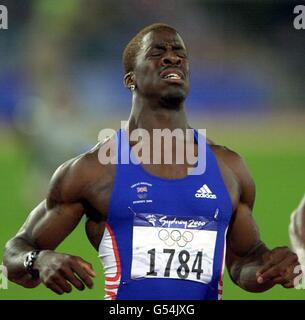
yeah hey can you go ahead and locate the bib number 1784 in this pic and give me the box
[147,248,204,280]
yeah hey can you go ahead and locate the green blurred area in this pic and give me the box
[0,134,105,300]
[0,118,305,300]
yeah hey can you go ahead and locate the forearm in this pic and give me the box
[229,241,273,292]
[3,237,41,288]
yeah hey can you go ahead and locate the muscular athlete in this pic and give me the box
[3,23,299,299]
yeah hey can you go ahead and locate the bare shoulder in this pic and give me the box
[209,142,256,208]
[47,139,115,206]
[209,143,245,174]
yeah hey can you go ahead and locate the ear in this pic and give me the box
[124,72,135,89]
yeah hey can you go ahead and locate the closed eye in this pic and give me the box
[150,49,165,57]
[148,46,187,58]
[175,50,187,58]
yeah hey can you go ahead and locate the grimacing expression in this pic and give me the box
[133,29,190,104]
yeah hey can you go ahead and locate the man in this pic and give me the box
[3,23,299,300]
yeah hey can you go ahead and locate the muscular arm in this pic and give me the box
[225,150,298,292]
[3,157,96,292]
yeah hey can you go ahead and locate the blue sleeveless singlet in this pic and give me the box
[98,128,233,300]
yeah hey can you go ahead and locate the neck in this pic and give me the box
[128,93,190,133]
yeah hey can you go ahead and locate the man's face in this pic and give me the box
[133,29,189,104]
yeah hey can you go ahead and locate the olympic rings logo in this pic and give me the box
[158,229,194,247]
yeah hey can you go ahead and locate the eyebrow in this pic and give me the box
[151,43,186,51]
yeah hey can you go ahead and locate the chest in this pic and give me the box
[88,159,239,216]
[108,168,235,234]
[85,160,239,251]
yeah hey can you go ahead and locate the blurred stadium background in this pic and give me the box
[0,0,304,299]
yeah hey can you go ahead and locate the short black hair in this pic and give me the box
[123,23,178,74]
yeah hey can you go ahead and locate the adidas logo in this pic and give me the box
[195,184,217,199]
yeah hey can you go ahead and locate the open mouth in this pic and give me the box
[163,73,182,80]
[160,69,184,82]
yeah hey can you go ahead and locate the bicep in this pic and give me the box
[227,202,261,259]
[224,151,266,267]
[15,160,86,250]
[225,201,268,284]
[15,199,84,250]
[223,149,263,257]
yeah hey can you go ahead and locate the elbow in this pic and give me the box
[2,238,21,283]
[3,238,14,273]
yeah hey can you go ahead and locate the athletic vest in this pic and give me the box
[98,128,232,300]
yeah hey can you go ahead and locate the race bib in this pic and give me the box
[131,213,218,284]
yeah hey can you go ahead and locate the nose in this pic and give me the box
[161,52,182,66]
